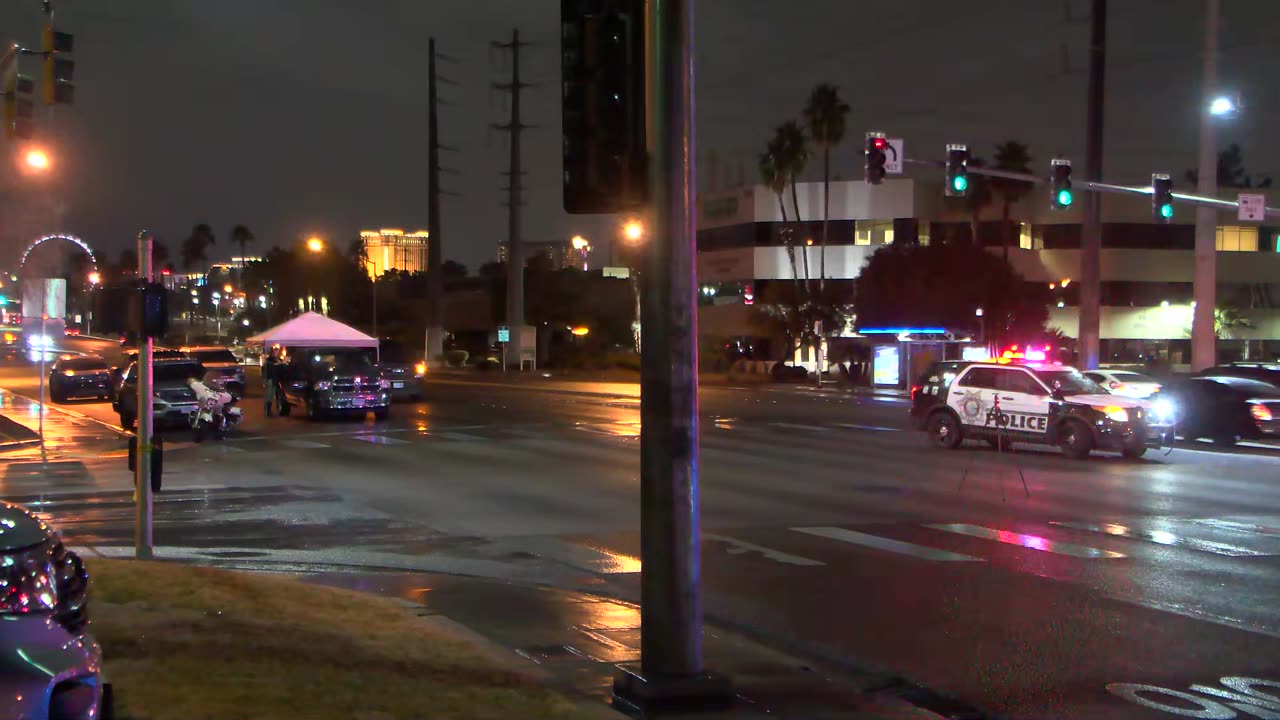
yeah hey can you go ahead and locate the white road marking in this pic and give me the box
[352,434,409,445]
[834,423,901,432]
[430,431,487,442]
[791,526,982,562]
[1051,520,1274,557]
[280,439,330,449]
[703,533,825,567]
[927,523,1125,559]
[769,422,828,432]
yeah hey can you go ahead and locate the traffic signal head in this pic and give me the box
[1050,159,1073,210]
[561,0,646,214]
[945,144,969,197]
[865,132,887,185]
[1152,174,1174,223]
[41,26,74,105]
[3,73,34,140]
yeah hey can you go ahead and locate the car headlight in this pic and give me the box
[1094,405,1129,423]
[1151,398,1178,425]
[314,380,331,391]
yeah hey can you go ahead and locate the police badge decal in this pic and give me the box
[958,390,985,423]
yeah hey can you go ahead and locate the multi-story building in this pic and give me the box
[498,240,584,270]
[696,178,1280,368]
[360,229,429,278]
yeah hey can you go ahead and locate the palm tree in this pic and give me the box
[773,120,810,293]
[758,144,800,288]
[802,84,850,289]
[185,224,216,268]
[991,141,1033,261]
[230,224,255,271]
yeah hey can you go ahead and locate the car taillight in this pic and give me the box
[910,385,921,400]
[1251,403,1274,422]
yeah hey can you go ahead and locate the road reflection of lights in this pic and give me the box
[1149,530,1178,545]
[581,545,641,574]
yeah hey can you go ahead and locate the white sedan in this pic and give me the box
[1084,369,1162,399]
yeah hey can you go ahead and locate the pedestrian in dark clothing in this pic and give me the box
[263,348,281,417]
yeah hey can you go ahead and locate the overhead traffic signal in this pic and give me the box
[41,25,75,105]
[864,132,887,185]
[945,144,969,197]
[1152,174,1174,223]
[561,0,646,214]
[1050,159,1073,210]
[2,46,34,140]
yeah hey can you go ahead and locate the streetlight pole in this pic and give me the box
[135,230,155,560]
[1191,0,1221,372]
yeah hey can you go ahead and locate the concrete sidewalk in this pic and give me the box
[0,388,127,459]
[304,570,961,720]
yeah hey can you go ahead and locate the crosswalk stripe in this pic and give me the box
[769,422,828,432]
[704,533,825,566]
[1189,518,1280,538]
[927,523,1125,559]
[834,423,900,432]
[791,526,982,562]
[280,439,330,449]
[429,430,486,442]
[1050,520,1274,557]
[352,434,409,445]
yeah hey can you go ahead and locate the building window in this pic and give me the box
[855,229,871,245]
[1215,226,1258,252]
[882,229,895,245]
[1019,223,1032,250]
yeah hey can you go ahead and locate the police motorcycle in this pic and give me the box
[187,377,242,442]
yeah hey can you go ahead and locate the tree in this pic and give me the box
[441,259,468,279]
[802,83,850,289]
[117,248,137,279]
[151,240,170,270]
[854,242,1050,345]
[478,260,506,279]
[184,224,216,272]
[991,141,1033,260]
[758,143,799,288]
[1185,143,1273,189]
[230,224,255,269]
[774,120,810,292]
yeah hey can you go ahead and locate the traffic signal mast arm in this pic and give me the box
[902,157,1280,219]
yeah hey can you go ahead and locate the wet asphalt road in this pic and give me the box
[3,364,1280,720]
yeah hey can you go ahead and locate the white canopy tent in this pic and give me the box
[246,312,378,349]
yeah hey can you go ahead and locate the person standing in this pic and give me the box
[263,347,280,417]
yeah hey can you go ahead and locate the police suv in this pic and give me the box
[910,361,1175,459]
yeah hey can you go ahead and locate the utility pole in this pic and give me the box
[1077,0,1106,370]
[1191,0,1221,372]
[135,230,154,560]
[425,37,444,369]
[492,29,531,370]
[614,0,730,709]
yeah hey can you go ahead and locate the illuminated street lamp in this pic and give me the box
[87,271,100,285]
[24,148,51,172]
[223,284,233,294]
[306,236,324,253]
[622,219,644,245]
[1209,95,1240,117]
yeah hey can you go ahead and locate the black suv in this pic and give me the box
[49,355,113,402]
[116,358,204,430]
[911,361,1174,459]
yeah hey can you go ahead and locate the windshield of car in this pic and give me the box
[61,357,109,371]
[308,352,377,375]
[1034,368,1107,396]
[189,349,238,365]
[153,362,205,383]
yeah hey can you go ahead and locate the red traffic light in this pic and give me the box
[872,137,887,150]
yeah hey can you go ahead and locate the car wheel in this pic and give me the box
[51,390,66,403]
[1121,444,1147,460]
[119,411,135,431]
[374,407,389,421]
[305,397,321,421]
[1058,419,1093,459]
[927,412,963,449]
[1212,433,1238,447]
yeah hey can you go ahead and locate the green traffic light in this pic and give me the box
[952,175,967,192]
[1057,189,1073,207]
[1160,203,1174,219]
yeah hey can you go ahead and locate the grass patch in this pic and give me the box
[90,559,591,720]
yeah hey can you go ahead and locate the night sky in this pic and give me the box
[2,0,1277,272]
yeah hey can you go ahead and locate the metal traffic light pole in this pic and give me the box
[135,230,154,560]
[613,0,730,711]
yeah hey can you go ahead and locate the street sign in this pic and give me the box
[885,138,904,175]
[1238,193,1265,223]
[497,326,510,343]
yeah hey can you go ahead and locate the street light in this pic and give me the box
[23,148,50,172]
[622,219,644,244]
[571,235,589,250]
[1209,95,1239,117]
[306,237,324,253]
[87,271,100,285]
[223,284,233,294]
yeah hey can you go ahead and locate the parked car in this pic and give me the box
[0,500,109,720]
[111,348,186,411]
[49,354,114,402]
[1194,362,1280,387]
[281,350,390,421]
[374,339,426,402]
[1165,375,1280,446]
[116,357,205,430]
[1083,369,1163,399]
[182,346,247,398]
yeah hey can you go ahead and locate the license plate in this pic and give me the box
[393,382,405,389]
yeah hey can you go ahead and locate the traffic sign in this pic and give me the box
[885,138,904,175]
[497,326,510,343]
[1238,193,1265,223]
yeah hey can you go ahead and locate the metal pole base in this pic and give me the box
[612,665,734,715]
